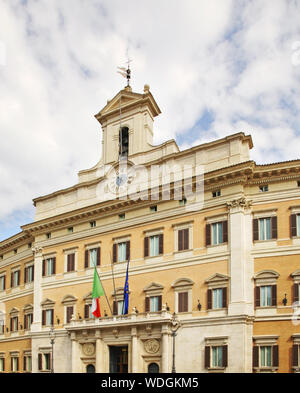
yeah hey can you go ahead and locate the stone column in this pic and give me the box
[161,324,169,373]
[31,246,43,333]
[131,327,138,373]
[227,197,254,316]
[95,330,104,373]
[71,333,80,373]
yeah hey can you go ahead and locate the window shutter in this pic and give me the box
[17,271,20,286]
[24,315,27,330]
[292,345,299,367]
[159,234,164,254]
[144,237,149,258]
[291,214,297,237]
[223,221,228,243]
[42,260,45,276]
[158,295,162,311]
[10,318,12,332]
[96,247,101,266]
[42,310,46,326]
[205,224,211,246]
[183,228,189,250]
[3,275,5,290]
[24,267,27,284]
[67,307,73,323]
[23,356,26,372]
[272,345,279,367]
[222,287,227,308]
[38,353,42,371]
[145,297,150,312]
[207,289,212,310]
[253,346,259,367]
[204,346,210,368]
[255,286,260,308]
[271,285,277,307]
[11,272,13,288]
[294,284,299,303]
[53,257,56,275]
[67,254,71,272]
[222,345,228,367]
[178,292,183,312]
[178,230,183,251]
[113,243,117,263]
[271,216,277,239]
[84,304,90,319]
[253,219,259,241]
[51,309,54,326]
[85,250,89,268]
[113,301,117,315]
[32,267,34,282]
[126,241,130,261]
[16,357,19,371]
[183,292,188,312]
[11,357,13,372]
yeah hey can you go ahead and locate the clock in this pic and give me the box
[107,164,135,195]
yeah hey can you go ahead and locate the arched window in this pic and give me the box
[86,364,95,373]
[148,363,159,373]
[119,127,129,158]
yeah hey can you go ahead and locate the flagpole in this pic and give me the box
[110,252,118,315]
[122,258,130,315]
[94,266,113,316]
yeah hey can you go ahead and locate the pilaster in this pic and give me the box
[31,246,43,332]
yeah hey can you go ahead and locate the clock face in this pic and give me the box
[107,165,135,195]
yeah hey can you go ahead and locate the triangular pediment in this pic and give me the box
[61,294,78,304]
[143,282,164,292]
[97,89,144,115]
[205,273,229,284]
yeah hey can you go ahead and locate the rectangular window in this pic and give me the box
[150,205,157,213]
[259,218,271,240]
[0,276,5,291]
[24,313,33,330]
[212,223,223,245]
[119,213,125,221]
[66,306,74,324]
[118,242,127,262]
[67,253,75,272]
[46,233,51,239]
[68,227,73,233]
[0,358,4,372]
[46,310,53,326]
[179,198,187,206]
[12,357,19,372]
[118,300,124,315]
[89,248,97,267]
[11,317,18,332]
[90,221,96,228]
[212,346,223,367]
[212,190,221,198]
[44,354,51,371]
[259,185,269,192]
[45,258,55,276]
[25,266,34,283]
[260,285,272,307]
[178,228,189,251]
[178,292,188,312]
[150,296,160,312]
[24,356,32,372]
[11,271,20,288]
[149,235,159,257]
[260,346,272,367]
[297,215,300,237]
[212,288,223,309]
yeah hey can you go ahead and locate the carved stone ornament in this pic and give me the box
[82,343,95,356]
[144,339,160,354]
[227,197,252,209]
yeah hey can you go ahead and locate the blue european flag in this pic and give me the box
[123,260,129,314]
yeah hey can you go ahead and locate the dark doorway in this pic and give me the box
[109,346,128,373]
[119,127,129,158]
[86,364,95,373]
[148,363,159,373]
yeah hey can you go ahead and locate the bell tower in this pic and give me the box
[94,84,161,165]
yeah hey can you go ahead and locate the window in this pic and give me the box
[145,295,162,312]
[298,181,300,187]
[205,344,228,369]
[117,300,124,315]
[42,257,56,277]
[10,317,18,332]
[205,274,229,310]
[150,205,157,213]
[259,185,269,192]
[11,270,20,288]
[119,213,125,221]
[178,292,188,312]
[212,190,221,198]
[38,353,51,372]
[44,353,51,371]
[292,342,300,369]
[84,247,100,268]
[119,126,129,157]
[144,234,163,257]
[11,356,19,372]
[42,309,54,327]
[253,216,277,241]
[24,265,34,283]
[66,306,74,324]
[112,287,130,316]
[291,214,300,237]
[179,198,187,206]
[253,343,279,370]
[90,221,96,228]
[0,357,4,372]
[23,355,32,372]
[206,221,228,246]
[178,228,189,251]
[24,313,33,331]
[254,271,279,308]
[66,253,75,272]
[113,241,130,263]
[46,233,51,239]
[0,275,5,291]
[28,243,32,249]
[84,304,93,319]
[14,249,17,255]
[67,227,73,233]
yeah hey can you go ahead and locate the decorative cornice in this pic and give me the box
[227,197,252,209]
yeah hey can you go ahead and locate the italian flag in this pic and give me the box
[92,267,105,318]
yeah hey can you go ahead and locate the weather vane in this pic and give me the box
[117,55,132,87]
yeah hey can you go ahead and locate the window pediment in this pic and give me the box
[254,270,279,286]
[40,298,55,308]
[205,273,229,288]
[291,270,300,281]
[9,307,19,315]
[23,304,33,313]
[143,282,164,292]
[171,278,194,289]
[61,294,77,305]
[83,292,92,301]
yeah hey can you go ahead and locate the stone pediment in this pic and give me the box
[205,273,230,284]
[254,270,279,280]
[97,90,144,116]
[9,307,19,315]
[143,282,164,292]
[23,304,33,312]
[61,294,78,304]
[171,278,194,288]
[41,298,55,307]
[83,292,92,301]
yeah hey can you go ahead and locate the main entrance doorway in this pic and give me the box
[109,346,128,373]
